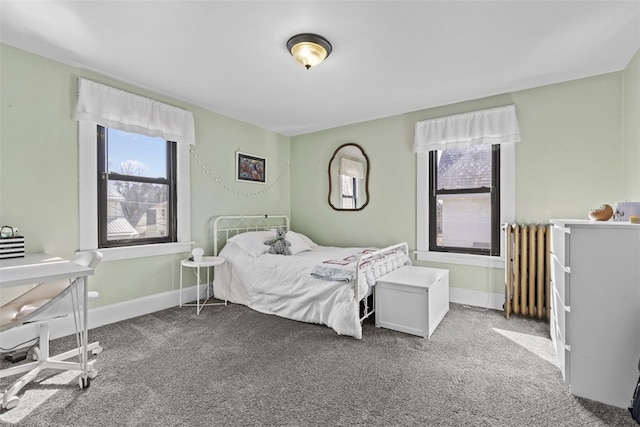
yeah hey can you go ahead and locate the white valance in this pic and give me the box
[340,157,365,179]
[74,77,195,145]
[413,104,520,153]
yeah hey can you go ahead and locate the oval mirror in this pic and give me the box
[328,143,370,211]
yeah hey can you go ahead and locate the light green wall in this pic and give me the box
[291,70,631,295]
[623,49,640,200]
[0,44,289,306]
[2,41,637,306]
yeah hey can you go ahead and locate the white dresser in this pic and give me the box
[550,219,640,408]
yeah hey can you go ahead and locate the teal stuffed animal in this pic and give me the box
[264,229,292,255]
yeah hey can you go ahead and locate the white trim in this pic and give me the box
[76,242,192,262]
[449,287,504,311]
[500,142,516,236]
[78,121,191,259]
[0,284,208,350]
[176,143,191,242]
[79,122,98,251]
[415,142,515,268]
[416,152,430,255]
[415,251,505,268]
[88,284,207,328]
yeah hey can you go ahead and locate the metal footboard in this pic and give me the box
[355,242,410,322]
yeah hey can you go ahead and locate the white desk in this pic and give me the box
[0,253,97,410]
[180,256,226,314]
[0,254,92,288]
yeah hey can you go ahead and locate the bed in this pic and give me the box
[211,215,411,339]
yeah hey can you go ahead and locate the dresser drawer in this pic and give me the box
[550,223,570,267]
[550,284,570,382]
[551,312,570,382]
[550,254,571,306]
[551,285,567,344]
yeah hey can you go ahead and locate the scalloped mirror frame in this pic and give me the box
[328,143,370,211]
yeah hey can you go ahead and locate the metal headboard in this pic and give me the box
[212,215,289,256]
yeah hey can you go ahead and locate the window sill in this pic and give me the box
[414,250,505,269]
[78,242,193,262]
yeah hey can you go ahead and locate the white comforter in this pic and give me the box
[213,243,402,339]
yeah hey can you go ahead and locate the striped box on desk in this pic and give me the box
[0,237,25,259]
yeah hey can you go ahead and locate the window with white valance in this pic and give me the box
[414,105,518,268]
[413,104,520,153]
[74,77,195,145]
[75,77,192,261]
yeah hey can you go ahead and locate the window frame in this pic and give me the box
[428,144,500,256]
[79,121,192,261]
[340,175,358,209]
[96,125,178,248]
[416,142,515,268]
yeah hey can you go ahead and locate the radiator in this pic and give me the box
[504,223,550,320]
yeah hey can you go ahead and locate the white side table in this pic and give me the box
[179,256,226,314]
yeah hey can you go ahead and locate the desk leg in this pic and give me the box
[79,276,90,388]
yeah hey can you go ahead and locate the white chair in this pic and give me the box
[0,251,102,410]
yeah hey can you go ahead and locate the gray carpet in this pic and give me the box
[0,302,636,426]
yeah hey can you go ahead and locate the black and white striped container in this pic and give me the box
[0,237,25,259]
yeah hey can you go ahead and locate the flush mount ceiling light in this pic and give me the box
[286,33,332,70]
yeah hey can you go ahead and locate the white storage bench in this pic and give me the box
[374,266,449,338]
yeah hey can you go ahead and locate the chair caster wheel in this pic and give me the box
[88,369,98,379]
[2,396,20,410]
[79,376,91,389]
[92,346,103,355]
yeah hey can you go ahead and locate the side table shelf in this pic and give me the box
[179,256,226,314]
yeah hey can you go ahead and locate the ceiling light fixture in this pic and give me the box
[287,33,332,70]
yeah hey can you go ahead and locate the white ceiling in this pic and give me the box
[1,1,639,136]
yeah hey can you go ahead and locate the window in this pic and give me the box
[416,144,513,267]
[75,78,193,261]
[97,126,177,248]
[339,156,364,209]
[429,144,500,256]
[414,105,518,267]
[340,175,358,209]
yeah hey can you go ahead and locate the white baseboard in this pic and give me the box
[0,284,208,351]
[449,287,504,311]
[1,284,503,352]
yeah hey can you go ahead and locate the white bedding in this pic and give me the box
[213,241,409,339]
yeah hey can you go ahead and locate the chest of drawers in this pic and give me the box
[550,219,640,408]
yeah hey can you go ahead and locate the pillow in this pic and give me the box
[227,230,314,256]
[227,231,274,256]
[286,231,313,255]
[289,231,318,249]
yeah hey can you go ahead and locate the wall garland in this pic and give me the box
[190,147,290,197]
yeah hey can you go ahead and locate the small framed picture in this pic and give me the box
[236,151,266,184]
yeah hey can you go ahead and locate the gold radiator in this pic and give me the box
[504,223,550,320]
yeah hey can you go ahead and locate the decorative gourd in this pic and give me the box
[588,204,613,221]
